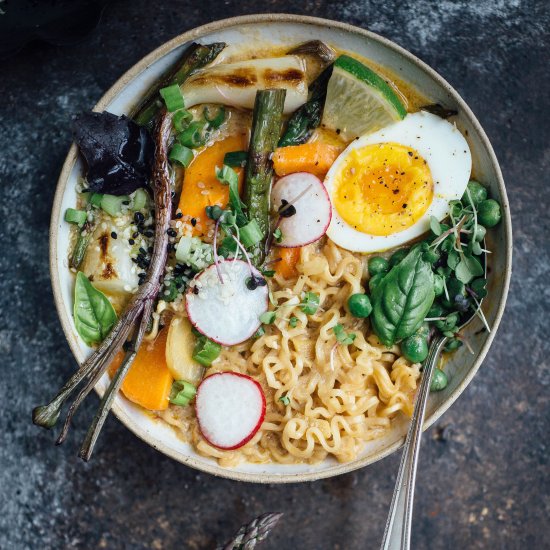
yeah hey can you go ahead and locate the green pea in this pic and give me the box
[463,180,488,207]
[369,273,385,293]
[430,368,448,392]
[389,247,409,267]
[478,199,501,227]
[473,224,486,242]
[435,312,459,332]
[368,256,389,277]
[444,339,463,352]
[415,322,430,340]
[347,293,372,318]
[401,336,429,363]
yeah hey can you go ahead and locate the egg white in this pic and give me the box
[324,111,472,253]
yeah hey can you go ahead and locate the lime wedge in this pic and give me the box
[322,55,407,140]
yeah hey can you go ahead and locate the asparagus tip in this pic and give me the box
[32,403,62,430]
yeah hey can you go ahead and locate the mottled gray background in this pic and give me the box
[1,1,549,549]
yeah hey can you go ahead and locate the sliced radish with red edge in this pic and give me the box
[195,372,266,450]
[185,259,268,346]
[271,172,332,247]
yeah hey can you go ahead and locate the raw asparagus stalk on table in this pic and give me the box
[218,513,283,550]
[132,41,226,129]
[243,88,286,266]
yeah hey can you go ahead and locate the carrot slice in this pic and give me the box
[108,329,173,411]
[178,133,248,236]
[272,142,342,178]
[275,247,301,279]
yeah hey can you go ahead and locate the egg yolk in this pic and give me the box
[332,142,433,236]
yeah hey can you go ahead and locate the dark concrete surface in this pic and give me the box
[1,1,549,549]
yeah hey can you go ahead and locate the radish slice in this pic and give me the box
[185,260,268,346]
[271,172,332,247]
[195,372,266,450]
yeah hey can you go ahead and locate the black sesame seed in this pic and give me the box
[129,238,135,245]
[134,212,145,224]
[144,230,154,238]
[175,212,183,219]
[111,231,117,239]
[167,228,177,237]
[191,218,197,227]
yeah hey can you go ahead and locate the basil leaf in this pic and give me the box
[455,254,484,284]
[73,272,117,345]
[371,246,435,346]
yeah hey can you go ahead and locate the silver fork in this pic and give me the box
[380,335,447,550]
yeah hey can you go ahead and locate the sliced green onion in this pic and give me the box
[260,311,276,325]
[169,143,194,167]
[90,193,103,208]
[79,191,91,204]
[130,188,148,211]
[169,380,197,406]
[279,394,290,406]
[64,208,87,227]
[100,194,129,217]
[215,164,239,187]
[301,292,320,315]
[203,105,226,128]
[223,150,248,167]
[177,121,208,148]
[273,227,283,243]
[253,326,266,338]
[289,316,298,328]
[262,269,276,277]
[159,84,185,112]
[172,109,193,132]
[239,219,264,248]
[192,336,221,367]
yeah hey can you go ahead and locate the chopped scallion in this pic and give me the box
[172,109,193,132]
[223,150,248,167]
[203,105,226,128]
[159,84,185,112]
[260,311,276,325]
[90,193,103,208]
[215,164,239,188]
[177,121,208,148]
[253,326,266,338]
[130,188,148,211]
[192,336,221,367]
[279,394,290,406]
[239,219,264,248]
[101,194,129,217]
[169,380,197,406]
[169,143,194,167]
[64,208,87,227]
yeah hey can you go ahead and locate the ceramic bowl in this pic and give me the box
[49,14,512,482]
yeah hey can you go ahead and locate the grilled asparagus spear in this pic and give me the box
[243,89,286,265]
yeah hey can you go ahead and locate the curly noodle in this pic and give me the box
[160,239,420,466]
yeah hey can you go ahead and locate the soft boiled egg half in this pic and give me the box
[324,111,471,252]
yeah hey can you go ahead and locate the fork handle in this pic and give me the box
[381,335,447,550]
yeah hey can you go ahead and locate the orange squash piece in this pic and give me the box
[275,247,301,279]
[272,142,343,178]
[178,133,248,236]
[108,329,173,411]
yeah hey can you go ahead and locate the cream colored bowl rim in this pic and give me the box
[49,14,512,483]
